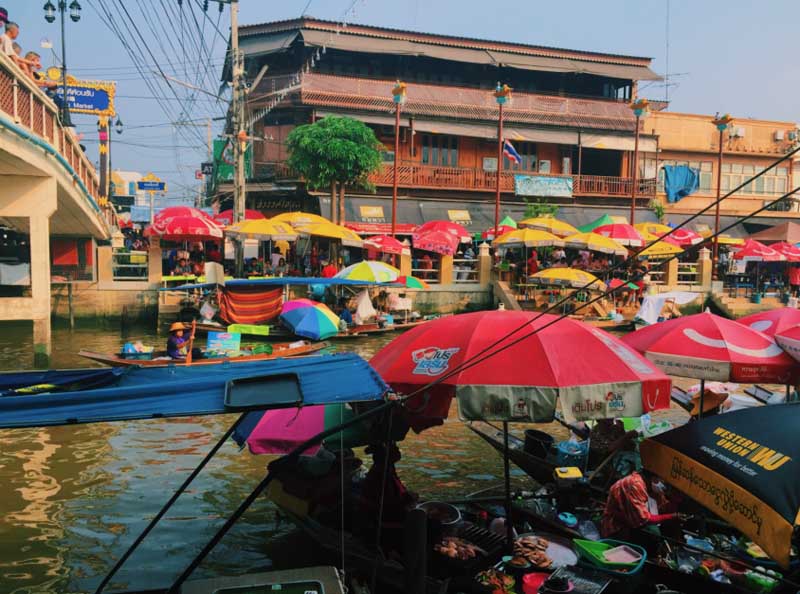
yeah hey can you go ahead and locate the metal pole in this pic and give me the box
[503,421,513,549]
[391,100,400,237]
[59,1,71,127]
[149,190,154,224]
[630,113,640,225]
[495,102,504,233]
[713,127,724,280]
[231,0,245,277]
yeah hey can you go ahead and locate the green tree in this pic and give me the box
[523,197,559,219]
[286,116,383,223]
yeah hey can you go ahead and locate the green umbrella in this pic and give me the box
[577,213,615,233]
[499,215,518,229]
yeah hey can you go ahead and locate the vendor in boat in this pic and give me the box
[600,469,684,540]
[167,322,190,359]
[336,298,353,330]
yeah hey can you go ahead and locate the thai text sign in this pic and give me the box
[54,78,116,117]
[515,174,573,198]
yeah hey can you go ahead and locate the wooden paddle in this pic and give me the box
[185,320,197,365]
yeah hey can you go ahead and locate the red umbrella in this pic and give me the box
[732,239,785,262]
[775,325,800,363]
[144,215,224,241]
[662,228,703,247]
[622,312,794,384]
[153,206,210,222]
[371,310,671,429]
[593,223,644,247]
[413,220,472,243]
[363,234,410,256]
[738,307,800,337]
[413,229,460,255]
[771,241,800,262]
[212,209,265,226]
[482,225,515,240]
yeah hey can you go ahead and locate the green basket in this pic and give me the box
[573,539,644,570]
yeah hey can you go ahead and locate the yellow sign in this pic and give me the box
[448,209,471,223]
[58,75,117,117]
[359,205,384,220]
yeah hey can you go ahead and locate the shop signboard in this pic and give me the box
[514,174,573,198]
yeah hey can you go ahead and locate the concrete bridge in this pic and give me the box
[0,53,111,363]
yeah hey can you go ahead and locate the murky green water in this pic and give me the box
[0,321,689,593]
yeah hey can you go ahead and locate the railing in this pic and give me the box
[453,258,478,283]
[677,262,699,285]
[368,163,656,198]
[647,269,665,286]
[412,267,439,284]
[112,249,148,281]
[0,53,101,204]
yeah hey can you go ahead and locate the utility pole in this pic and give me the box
[230,0,247,278]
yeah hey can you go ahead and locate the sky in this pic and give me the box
[7,0,800,200]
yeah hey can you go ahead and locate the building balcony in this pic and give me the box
[367,163,656,199]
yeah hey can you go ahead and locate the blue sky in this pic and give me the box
[8,0,799,200]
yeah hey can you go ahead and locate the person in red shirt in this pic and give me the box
[205,244,222,264]
[789,265,800,297]
[320,259,338,278]
[526,250,539,277]
[600,470,682,539]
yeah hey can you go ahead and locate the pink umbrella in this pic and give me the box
[413,229,460,255]
[482,225,515,240]
[775,325,800,363]
[732,239,785,262]
[363,234,410,256]
[413,220,471,243]
[662,228,703,247]
[593,223,644,247]
[144,215,223,241]
[738,307,800,337]
[213,209,265,226]
[153,206,211,222]
[771,241,800,262]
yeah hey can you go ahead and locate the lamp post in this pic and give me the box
[493,83,512,233]
[711,114,733,280]
[43,0,81,128]
[390,81,406,238]
[628,98,648,226]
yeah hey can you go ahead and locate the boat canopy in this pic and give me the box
[0,354,388,429]
[162,276,390,291]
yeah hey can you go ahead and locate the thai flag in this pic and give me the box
[503,139,521,164]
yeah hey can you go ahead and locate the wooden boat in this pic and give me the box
[332,319,430,339]
[79,340,328,367]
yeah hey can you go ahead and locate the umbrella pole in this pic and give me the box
[698,378,705,419]
[503,421,513,548]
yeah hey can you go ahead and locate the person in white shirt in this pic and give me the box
[1,21,16,58]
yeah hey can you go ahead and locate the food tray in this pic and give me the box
[517,532,578,570]
[602,545,642,565]
[574,539,646,575]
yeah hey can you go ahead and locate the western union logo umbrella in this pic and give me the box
[641,404,800,568]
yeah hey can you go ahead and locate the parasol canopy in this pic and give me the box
[280,299,340,340]
[770,241,800,262]
[154,206,210,222]
[492,228,564,249]
[638,240,683,258]
[145,215,224,241]
[530,267,606,290]
[700,230,745,246]
[413,229,460,255]
[622,311,795,383]
[213,209,265,226]
[641,405,800,568]
[395,275,429,289]
[732,239,785,262]
[661,228,703,246]
[335,260,400,283]
[296,221,364,247]
[271,211,329,227]
[370,310,671,427]
[413,220,472,243]
[774,324,800,362]
[225,219,298,241]
[577,213,618,233]
[563,232,627,256]
[633,222,673,236]
[482,224,516,240]
[518,216,578,238]
[593,223,645,247]
[738,307,800,337]
[363,234,410,256]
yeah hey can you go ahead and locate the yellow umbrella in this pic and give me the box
[225,219,298,241]
[518,216,578,237]
[634,222,673,237]
[492,228,564,248]
[296,221,364,247]
[699,230,745,246]
[271,211,330,227]
[531,268,606,290]
[563,232,627,256]
[638,241,683,259]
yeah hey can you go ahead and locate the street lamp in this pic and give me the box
[493,82,512,233]
[390,80,406,237]
[115,116,123,135]
[711,113,733,280]
[43,0,80,128]
[628,98,649,226]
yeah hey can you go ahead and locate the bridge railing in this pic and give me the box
[0,53,101,204]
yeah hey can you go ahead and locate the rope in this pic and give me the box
[370,409,395,594]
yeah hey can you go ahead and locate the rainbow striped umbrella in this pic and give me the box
[335,260,400,283]
[395,275,429,289]
[280,299,340,340]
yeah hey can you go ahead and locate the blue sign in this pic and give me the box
[54,83,114,116]
[206,332,241,356]
[514,174,573,198]
[137,181,167,192]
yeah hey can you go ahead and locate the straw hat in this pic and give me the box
[169,322,185,332]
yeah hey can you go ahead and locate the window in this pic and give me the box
[503,141,537,171]
[721,163,789,195]
[421,135,458,167]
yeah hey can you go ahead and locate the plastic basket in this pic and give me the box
[574,539,646,575]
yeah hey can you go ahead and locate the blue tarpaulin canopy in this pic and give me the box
[0,354,387,429]
[162,276,389,291]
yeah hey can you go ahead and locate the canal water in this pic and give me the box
[0,322,688,594]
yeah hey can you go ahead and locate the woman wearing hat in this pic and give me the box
[167,322,190,359]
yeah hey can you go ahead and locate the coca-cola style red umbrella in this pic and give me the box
[363,234,410,256]
[371,310,671,428]
[738,307,800,337]
[662,228,703,247]
[770,241,800,262]
[593,223,645,247]
[413,229,460,255]
[153,206,210,222]
[732,239,785,262]
[145,215,224,241]
[413,220,471,243]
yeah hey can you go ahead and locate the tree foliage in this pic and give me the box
[523,197,559,219]
[286,116,383,192]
